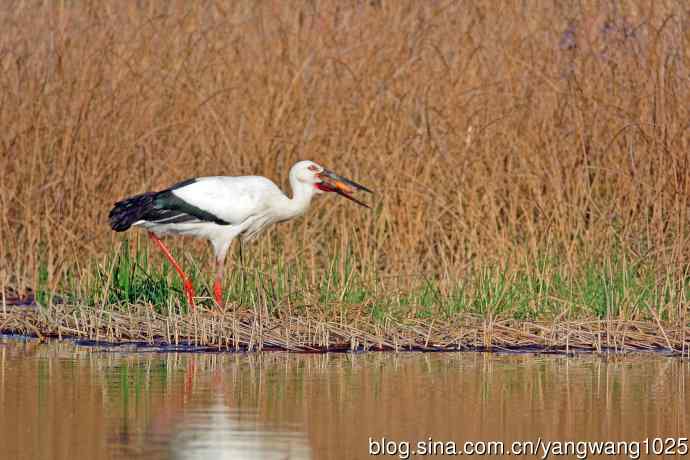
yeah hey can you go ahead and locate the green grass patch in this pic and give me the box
[33,238,690,324]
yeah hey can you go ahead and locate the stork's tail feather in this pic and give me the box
[108,192,156,232]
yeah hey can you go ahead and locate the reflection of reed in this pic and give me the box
[1,338,689,460]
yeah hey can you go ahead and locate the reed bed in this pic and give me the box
[1,1,689,347]
[2,304,689,355]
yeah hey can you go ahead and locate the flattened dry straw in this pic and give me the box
[2,305,689,355]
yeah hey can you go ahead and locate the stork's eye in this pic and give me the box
[308,165,319,171]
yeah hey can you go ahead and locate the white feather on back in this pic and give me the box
[171,176,285,225]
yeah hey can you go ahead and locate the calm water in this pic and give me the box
[1,336,689,460]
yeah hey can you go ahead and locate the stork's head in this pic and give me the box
[290,160,373,208]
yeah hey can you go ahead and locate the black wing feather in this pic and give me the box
[108,179,230,232]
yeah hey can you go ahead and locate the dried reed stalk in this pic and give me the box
[2,305,688,355]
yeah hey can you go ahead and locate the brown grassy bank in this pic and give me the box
[0,1,689,321]
[2,305,689,355]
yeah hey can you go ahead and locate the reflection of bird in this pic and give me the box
[169,399,312,460]
[108,161,372,310]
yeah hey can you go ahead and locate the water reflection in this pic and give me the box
[168,400,311,460]
[1,336,689,460]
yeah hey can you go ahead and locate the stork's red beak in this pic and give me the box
[317,168,373,208]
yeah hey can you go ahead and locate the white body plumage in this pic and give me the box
[136,173,315,261]
[108,160,371,308]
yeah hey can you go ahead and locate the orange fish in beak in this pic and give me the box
[316,168,373,208]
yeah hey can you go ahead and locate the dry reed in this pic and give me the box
[2,304,688,355]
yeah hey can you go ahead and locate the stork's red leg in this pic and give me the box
[213,257,225,309]
[148,232,196,310]
[213,279,223,306]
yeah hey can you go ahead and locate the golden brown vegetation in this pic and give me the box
[3,303,689,354]
[1,1,689,318]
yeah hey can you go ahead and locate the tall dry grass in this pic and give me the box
[1,1,689,297]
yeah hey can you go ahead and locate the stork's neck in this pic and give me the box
[279,175,316,219]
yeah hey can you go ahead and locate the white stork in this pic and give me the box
[108,160,372,311]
